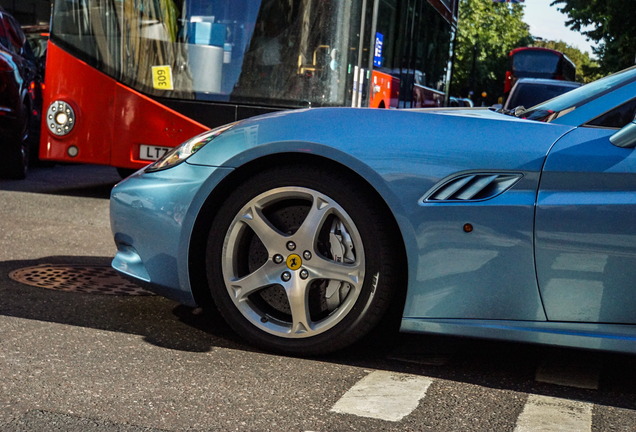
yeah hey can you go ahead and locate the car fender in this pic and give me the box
[184,139,420,292]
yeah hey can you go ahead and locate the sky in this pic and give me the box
[522,0,596,57]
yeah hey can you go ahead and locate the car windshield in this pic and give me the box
[507,82,579,110]
[520,66,636,122]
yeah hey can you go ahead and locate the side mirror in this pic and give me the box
[610,121,636,148]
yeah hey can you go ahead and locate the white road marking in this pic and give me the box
[330,370,434,422]
[514,394,593,432]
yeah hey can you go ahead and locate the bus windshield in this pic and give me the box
[521,66,636,122]
[51,0,354,108]
[512,50,560,75]
[504,48,575,95]
[42,0,458,173]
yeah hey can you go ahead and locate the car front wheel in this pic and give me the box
[205,165,397,355]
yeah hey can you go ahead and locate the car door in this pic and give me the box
[0,14,20,115]
[3,14,31,88]
[535,98,636,323]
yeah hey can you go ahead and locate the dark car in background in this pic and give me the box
[504,78,581,112]
[22,24,48,77]
[0,6,42,179]
[449,97,474,107]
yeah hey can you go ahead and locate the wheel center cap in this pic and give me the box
[286,254,302,270]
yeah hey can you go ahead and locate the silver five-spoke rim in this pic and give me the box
[221,186,365,338]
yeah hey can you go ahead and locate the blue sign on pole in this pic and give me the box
[374,32,384,67]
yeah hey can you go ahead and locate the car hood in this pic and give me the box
[409,107,521,121]
[189,107,574,176]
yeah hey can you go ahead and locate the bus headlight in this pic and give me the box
[47,101,76,136]
[145,122,238,173]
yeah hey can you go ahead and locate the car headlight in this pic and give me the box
[145,122,238,172]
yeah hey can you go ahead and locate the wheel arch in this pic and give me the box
[187,151,410,312]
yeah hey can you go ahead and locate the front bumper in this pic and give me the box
[110,161,233,305]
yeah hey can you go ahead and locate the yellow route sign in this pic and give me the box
[152,66,174,90]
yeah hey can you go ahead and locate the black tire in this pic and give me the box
[205,165,398,356]
[1,103,29,180]
[27,115,49,166]
[2,137,28,180]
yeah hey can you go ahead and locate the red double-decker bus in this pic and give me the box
[41,0,458,176]
[504,47,575,96]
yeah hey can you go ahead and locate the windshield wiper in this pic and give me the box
[491,105,526,117]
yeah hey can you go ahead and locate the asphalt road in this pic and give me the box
[1,164,636,431]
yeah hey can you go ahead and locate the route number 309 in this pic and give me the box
[152,66,174,90]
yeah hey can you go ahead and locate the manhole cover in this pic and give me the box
[9,265,154,296]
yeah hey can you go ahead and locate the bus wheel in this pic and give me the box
[205,165,397,356]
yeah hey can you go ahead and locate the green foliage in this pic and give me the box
[551,0,636,75]
[534,39,603,83]
[451,0,533,104]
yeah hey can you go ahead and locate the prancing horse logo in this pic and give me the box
[286,254,302,270]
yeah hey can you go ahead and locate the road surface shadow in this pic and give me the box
[0,255,246,354]
[0,164,122,199]
[2,255,636,412]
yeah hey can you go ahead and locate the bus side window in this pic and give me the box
[587,98,636,129]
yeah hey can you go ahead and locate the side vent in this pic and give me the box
[423,173,523,202]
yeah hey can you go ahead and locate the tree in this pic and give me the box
[534,39,603,83]
[451,0,533,105]
[551,0,636,74]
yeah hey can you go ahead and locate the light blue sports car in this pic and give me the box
[111,66,636,356]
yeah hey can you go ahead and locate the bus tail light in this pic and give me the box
[504,71,512,94]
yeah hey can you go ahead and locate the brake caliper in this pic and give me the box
[326,220,354,311]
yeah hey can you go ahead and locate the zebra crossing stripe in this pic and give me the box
[514,394,593,432]
[330,370,434,422]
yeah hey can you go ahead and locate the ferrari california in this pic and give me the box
[111,66,636,356]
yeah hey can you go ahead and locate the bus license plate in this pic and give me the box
[140,145,171,161]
